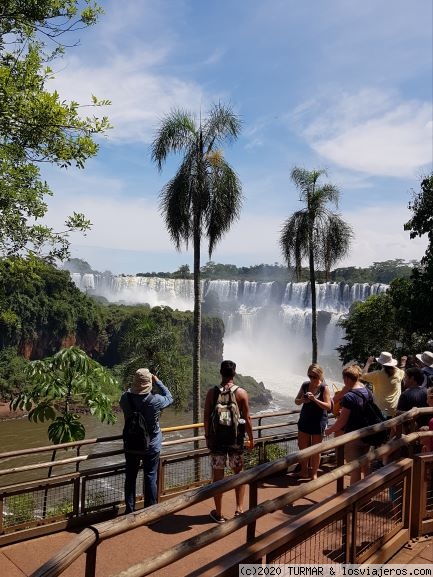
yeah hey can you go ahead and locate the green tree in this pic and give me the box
[280,168,352,363]
[151,104,242,426]
[172,264,191,279]
[337,293,399,364]
[405,173,433,267]
[0,256,104,357]
[117,307,189,410]
[0,1,110,261]
[400,172,433,339]
[10,346,117,444]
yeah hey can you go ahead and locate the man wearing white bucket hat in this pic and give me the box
[361,352,404,417]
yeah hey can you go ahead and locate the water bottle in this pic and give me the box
[237,418,246,444]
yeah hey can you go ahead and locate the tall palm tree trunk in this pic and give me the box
[192,212,202,481]
[308,205,318,363]
[309,242,318,364]
[192,216,201,429]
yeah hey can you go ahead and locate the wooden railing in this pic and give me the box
[28,407,433,577]
[0,410,301,544]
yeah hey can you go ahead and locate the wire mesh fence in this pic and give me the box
[3,481,75,531]
[268,515,349,564]
[81,469,125,513]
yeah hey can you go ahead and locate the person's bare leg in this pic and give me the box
[212,468,225,516]
[309,434,323,479]
[297,431,311,477]
[233,466,244,512]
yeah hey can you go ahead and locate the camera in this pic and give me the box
[303,393,309,399]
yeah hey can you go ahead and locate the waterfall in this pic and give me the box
[71,274,387,397]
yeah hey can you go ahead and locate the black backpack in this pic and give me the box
[122,393,151,453]
[208,385,244,450]
[352,389,388,447]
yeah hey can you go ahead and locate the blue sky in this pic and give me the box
[44,0,432,275]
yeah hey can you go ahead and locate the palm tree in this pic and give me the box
[151,103,242,426]
[280,167,352,363]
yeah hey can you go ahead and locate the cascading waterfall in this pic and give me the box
[71,273,387,397]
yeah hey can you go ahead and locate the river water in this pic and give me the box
[0,390,295,456]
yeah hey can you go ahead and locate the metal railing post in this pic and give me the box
[85,543,97,577]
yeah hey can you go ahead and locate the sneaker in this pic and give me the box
[234,510,243,518]
[210,509,226,524]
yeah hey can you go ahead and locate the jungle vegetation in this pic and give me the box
[338,173,433,364]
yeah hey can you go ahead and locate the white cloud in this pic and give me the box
[46,176,427,274]
[49,52,208,143]
[294,89,433,178]
[46,188,173,253]
[341,204,427,268]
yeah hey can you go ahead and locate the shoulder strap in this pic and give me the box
[126,392,135,411]
[351,389,372,405]
[212,385,221,408]
[127,391,151,412]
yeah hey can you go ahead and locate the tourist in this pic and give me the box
[120,368,173,513]
[361,352,404,418]
[325,364,371,485]
[415,350,433,388]
[419,387,433,453]
[396,367,429,429]
[203,360,254,524]
[294,364,331,480]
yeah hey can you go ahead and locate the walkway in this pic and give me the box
[0,472,431,577]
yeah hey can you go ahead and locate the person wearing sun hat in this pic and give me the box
[415,351,433,387]
[119,368,173,513]
[361,352,404,417]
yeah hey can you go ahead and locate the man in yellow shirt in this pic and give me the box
[361,352,404,417]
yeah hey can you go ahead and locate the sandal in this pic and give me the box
[210,509,226,524]
[234,510,243,517]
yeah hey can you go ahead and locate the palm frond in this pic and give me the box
[290,167,327,201]
[316,183,340,207]
[205,158,243,256]
[203,103,242,152]
[319,213,353,275]
[280,210,310,279]
[151,109,197,170]
[159,158,194,250]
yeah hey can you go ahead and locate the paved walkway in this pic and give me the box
[0,473,431,577]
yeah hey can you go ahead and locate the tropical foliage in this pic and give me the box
[0,256,104,354]
[338,173,433,362]
[0,1,110,261]
[151,103,243,425]
[0,257,230,412]
[134,258,416,284]
[280,167,352,362]
[10,347,117,443]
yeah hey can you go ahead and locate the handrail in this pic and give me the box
[0,410,301,478]
[30,436,421,577]
[29,407,433,577]
[109,457,414,577]
[0,409,300,462]
[0,455,89,477]
[2,406,432,478]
